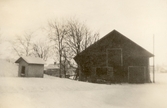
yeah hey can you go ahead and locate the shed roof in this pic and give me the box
[15,56,45,65]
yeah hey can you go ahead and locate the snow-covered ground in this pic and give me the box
[0,60,167,108]
[0,59,18,77]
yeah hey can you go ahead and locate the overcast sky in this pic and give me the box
[0,0,167,65]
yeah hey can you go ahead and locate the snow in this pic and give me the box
[0,60,167,108]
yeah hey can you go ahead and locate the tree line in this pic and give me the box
[8,18,99,80]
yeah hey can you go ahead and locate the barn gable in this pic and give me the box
[74,30,153,64]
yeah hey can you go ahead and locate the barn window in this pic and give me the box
[21,66,25,75]
[95,67,114,81]
[96,68,107,77]
[96,67,113,76]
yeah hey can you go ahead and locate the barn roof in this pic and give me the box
[15,56,45,65]
[74,30,153,62]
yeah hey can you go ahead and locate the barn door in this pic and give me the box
[128,66,146,83]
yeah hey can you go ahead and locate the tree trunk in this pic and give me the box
[78,64,82,81]
[59,55,62,78]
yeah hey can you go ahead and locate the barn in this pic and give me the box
[15,56,45,78]
[74,30,154,83]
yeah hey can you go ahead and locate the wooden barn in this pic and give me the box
[74,30,154,83]
[15,56,45,78]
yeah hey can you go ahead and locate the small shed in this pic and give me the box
[74,30,154,83]
[15,56,45,78]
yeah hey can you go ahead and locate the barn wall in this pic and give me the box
[18,60,29,77]
[82,56,151,83]
[28,64,44,77]
[80,52,151,83]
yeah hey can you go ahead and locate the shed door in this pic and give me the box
[21,66,26,77]
[128,66,146,83]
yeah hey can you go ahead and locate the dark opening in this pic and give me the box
[21,66,25,76]
[96,68,107,77]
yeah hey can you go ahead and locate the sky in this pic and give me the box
[0,0,167,65]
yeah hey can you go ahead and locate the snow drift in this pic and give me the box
[0,59,18,77]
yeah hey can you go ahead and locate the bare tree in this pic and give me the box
[10,32,34,57]
[66,19,99,55]
[61,46,75,78]
[33,39,51,61]
[66,19,99,80]
[46,18,99,79]
[61,49,68,78]
[48,20,68,78]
